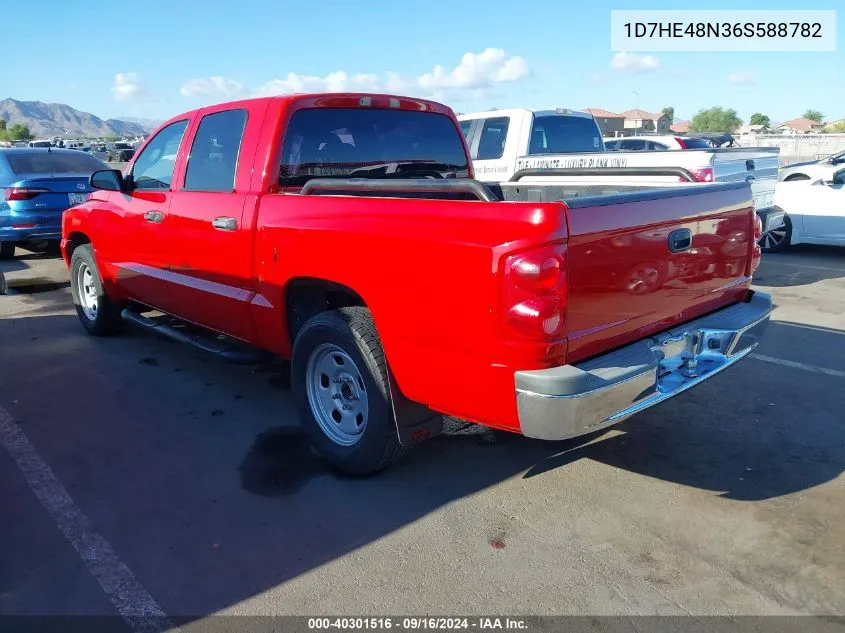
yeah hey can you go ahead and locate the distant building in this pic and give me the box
[670,120,690,134]
[621,109,671,134]
[582,108,625,137]
[776,118,825,134]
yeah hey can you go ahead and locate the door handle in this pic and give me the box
[144,210,164,224]
[211,217,237,231]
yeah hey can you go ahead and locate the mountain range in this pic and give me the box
[0,98,157,138]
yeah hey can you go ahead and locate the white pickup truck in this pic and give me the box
[457,108,784,237]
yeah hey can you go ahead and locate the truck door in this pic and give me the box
[162,103,265,341]
[103,119,189,311]
[802,170,845,242]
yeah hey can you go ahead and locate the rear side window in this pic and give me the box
[679,137,714,149]
[279,108,469,185]
[476,117,509,160]
[528,115,603,154]
[184,109,247,192]
[648,141,669,150]
[6,152,105,175]
[620,139,647,151]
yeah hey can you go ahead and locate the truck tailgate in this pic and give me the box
[563,182,755,364]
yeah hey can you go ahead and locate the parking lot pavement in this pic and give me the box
[1,246,844,623]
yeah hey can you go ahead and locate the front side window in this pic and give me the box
[459,120,474,139]
[279,108,469,185]
[184,109,247,192]
[131,120,189,190]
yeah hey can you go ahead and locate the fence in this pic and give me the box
[737,134,845,166]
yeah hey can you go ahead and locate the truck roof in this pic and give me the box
[152,93,458,132]
[457,108,594,120]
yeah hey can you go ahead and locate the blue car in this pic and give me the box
[0,148,107,259]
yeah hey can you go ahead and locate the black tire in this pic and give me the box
[0,242,15,260]
[291,307,406,475]
[69,244,124,336]
[760,215,792,253]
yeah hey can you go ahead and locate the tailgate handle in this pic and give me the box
[668,229,692,253]
[746,159,755,171]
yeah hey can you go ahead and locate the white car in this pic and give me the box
[779,150,845,182]
[764,167,845,251]
[603,135,718,151]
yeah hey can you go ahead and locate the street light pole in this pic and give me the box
[633,90,640,133]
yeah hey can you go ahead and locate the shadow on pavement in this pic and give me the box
[755,245,845,288]
[0,306,842,617]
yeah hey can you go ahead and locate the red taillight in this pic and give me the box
[3,187,50,201]
[688,167,714,183]
[750,213,763,274]
[503,244,567,341]
[674,137,688,149]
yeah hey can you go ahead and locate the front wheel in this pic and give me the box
[291,307,406,475]
[0,242,15,260]
[69,244,124,336]
[761,215,792,253]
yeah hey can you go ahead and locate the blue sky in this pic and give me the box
[1,0,841,125]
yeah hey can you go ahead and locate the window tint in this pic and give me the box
[459,120,474,139]
[620,139,647,151]
[528,115,603,154]
[648,142,669,150]
[476,117,509,160]
[279,108,469,186]
[131,120,189,190]
[605,140,620,150]
[678,137,714,149]
[7,152,105,175]
[184,109,247,192]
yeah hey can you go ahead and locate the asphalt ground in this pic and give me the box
[1,245,844,630]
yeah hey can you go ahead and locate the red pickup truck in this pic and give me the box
[61,93,771,474]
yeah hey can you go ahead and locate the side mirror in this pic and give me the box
[90,169,125,192]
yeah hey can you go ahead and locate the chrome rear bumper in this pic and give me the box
[515,291,772,441]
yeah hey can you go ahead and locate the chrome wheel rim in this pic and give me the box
[762,225,788,250]
[305,343,369,446]
[77,263,98,321]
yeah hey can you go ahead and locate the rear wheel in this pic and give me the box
[0,242,15,260]
[291,307,406,475]
[761,215,792,253]
[69,244,124,336]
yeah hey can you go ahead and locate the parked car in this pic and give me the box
[604,135,718,151]
[457,108,783,241]
[62,93,771,475]
[763,167,845,251]
[107,142,136,162]
[0,148,105,259]
[779,149,845,182]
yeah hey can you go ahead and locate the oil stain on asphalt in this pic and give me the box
[239,427,331,497]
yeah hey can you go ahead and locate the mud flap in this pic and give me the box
[386,367,444,447]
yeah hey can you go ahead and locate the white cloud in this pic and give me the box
[180,76,244,98]
[728,71,755,85]
[610,52,660,73]
[256,71,380,96]
[417,48,530,90]
[111,72,144,101]
[245,49,530,101]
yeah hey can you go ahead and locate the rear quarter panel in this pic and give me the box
[252,193,567,428]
